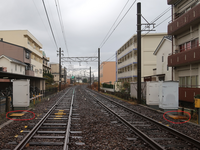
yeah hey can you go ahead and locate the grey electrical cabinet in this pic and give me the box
[159,81,179,110]
[146,81,161,105]
[12,79,30,107]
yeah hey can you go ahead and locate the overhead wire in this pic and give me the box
[55,0,69,57]
[42,0,58,49]
[100,0,137,49]
[99,0,130,48]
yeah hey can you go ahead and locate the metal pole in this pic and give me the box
[137,2,141,104]
[90,67,91,88]
[98,48,100,91]
[59,48,61,91]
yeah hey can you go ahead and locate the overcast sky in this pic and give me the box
[0,0,171,77]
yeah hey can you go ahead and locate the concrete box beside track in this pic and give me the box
[159,81,179,109]
[12,79,30,107]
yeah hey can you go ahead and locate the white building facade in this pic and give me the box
[116,33,167,83]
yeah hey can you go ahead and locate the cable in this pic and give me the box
[100,0,137,49]
[55,0,69,56]
[42,0,58,49]
[99,0,130,48]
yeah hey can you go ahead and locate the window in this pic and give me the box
[20,66,22,72]
[162,56,164,62]
[186,41,191,50]
[26,51,30,59]
[167,66,169,71]
[179,44,186,52]
[15,64,17,71]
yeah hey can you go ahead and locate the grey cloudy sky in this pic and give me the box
[0,0,171,77]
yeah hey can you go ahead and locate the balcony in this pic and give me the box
[25,70,34,76]
[168,3,200,35]
[167,0,178,5]
[179,87,200,103]
[168,46,200,67]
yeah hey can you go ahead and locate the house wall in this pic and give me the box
[156,39,172,81]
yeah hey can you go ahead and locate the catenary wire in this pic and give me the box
[99,0,130,48]
[42,0,58,49]
[55,0,69,56]
[100,0,137,49]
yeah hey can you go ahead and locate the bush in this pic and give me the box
[194,94,200,99]
[102,83,113,89]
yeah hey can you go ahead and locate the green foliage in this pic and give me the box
[43,72,54,85]
[122,81,130,93]
[194,94,200,99]
[102,83,113,89]
[82,78,87,83]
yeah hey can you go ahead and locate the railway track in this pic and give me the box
[14,87,76,150]
[86,89,200,150]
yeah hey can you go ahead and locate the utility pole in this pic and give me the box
[57,48,63,91]
[98,48,100,91]
[137,2,141,104]
[90,67,91,88]
[64,67,66,84]
[59,48,61,91]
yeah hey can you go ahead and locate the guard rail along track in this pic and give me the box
[86,89,200,150]
[14,87,76,150]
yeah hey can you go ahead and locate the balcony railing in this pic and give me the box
[25,70,34,76]
[179,87,200,103]
[167,0,178,5]
[168,46,200,67]
[168,3,200,35]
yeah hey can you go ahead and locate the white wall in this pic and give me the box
[156,39,172,81]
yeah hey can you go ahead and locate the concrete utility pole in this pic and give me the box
[137,2,141,104]
[59,48,61,91]
[98,48,100,91]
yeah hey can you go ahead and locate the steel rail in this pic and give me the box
[89,89,200,149]
[63,88,75,150]
[86,90,165,150]
[14,88,71,150]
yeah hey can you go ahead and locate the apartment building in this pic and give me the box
[116,33,166,83]
[43,51,51,73]
[0,30,43,77]
[100,61,116,84]
[167,0,200,104]
[50,63,67,84]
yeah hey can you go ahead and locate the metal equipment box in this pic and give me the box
[12,79,30,107]
[195,98,200,108]
[159,81,179,110]
[146,81,161,105]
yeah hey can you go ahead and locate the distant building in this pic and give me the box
[100,61,116,84]
[0,30,43,77]
[116,33,167,83]
[50,63,67,84]
[42,51,51,73]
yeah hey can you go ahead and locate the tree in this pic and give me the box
[43,72,54,84]
[82,78,87,83]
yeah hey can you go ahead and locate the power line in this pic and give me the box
[42,0,58,49]
[55,0,69,56]
[99,0,130,48]
[100,0,137,49]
